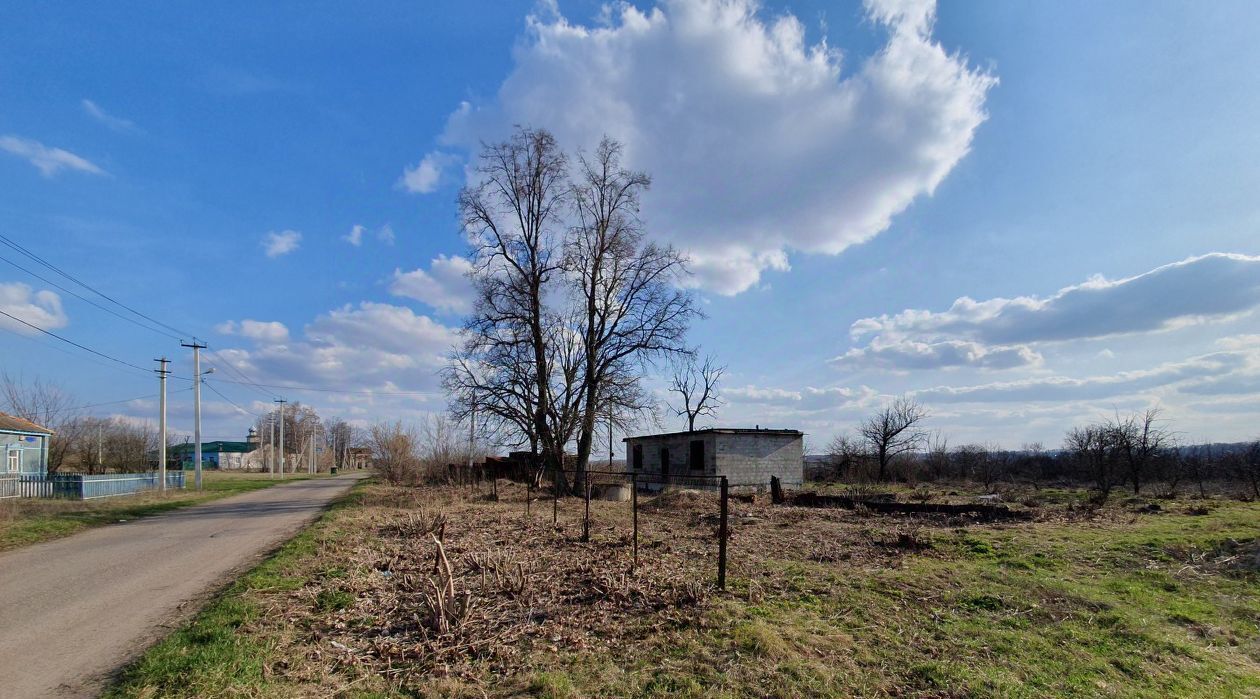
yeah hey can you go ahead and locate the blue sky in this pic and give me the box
[2,0,1258,451]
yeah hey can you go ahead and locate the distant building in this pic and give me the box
[623,427,804,490]
[0,412,52,475]
[168,440,257,470]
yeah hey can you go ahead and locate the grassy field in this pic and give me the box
[0,471,324,552]
[106,480,1260,698]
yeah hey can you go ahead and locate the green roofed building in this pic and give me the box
[168,440,257,470]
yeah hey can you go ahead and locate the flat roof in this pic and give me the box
[623,427,803,442]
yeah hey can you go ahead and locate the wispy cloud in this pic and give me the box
[261,230,302,258]
[0,135,106,177]
[81,99,139,133]
[343,224,365,246]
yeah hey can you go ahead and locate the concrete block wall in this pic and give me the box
[715,433,803,489]
[626,431,803,490]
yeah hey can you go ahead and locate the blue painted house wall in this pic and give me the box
[2,429,49,475]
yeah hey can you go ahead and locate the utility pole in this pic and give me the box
[155,357,169,491]
[97,424,103,472]
[608,406,614,469]
[274,399,287,478]
[268,413,275,478]
[182,340,207,491]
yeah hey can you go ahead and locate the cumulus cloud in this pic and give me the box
[725,384,877,413]
[853,253,1260,346]
[81,99,138,132]
[343,224,366,246]
[399,151,457,194]
[0,135,106,177]
[0,282,68,333]
[211,302,457,394]
[433,0,995,294]
[216,319,289,344]
[261,229,301,258]
[914,351,1248,403]
[389,255,476,314]
[832,338,1042,371]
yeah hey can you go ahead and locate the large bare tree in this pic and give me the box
[567,138,695,486]
[667,354,724,432]
[858,396,929,482]
[459,127,571,483]
[452,129,695,492]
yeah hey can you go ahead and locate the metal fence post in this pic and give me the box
[582,473,592,542]
[718,475,729,590]
[631,473,639,573]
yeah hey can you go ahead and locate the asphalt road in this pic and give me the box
[0,473,365,698]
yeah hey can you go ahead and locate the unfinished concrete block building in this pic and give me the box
[623,427,804,490]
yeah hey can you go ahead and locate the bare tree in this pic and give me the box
[1064,424,1116,499]
[567,138,696,486]
[826,432,869,481]
[454,129,696,492]
[1242,440,1260,498]
[1,372,82,472]
[368,420,421,485]
[1111,408,1172,495]
[459,127,571,484]
[667,354,724,432]
[858,396,929,482]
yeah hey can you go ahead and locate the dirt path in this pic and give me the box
[0,473,365,698]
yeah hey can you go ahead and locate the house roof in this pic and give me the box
[623,427,803,442]
[169,441,256,454]
[0,411,53,435]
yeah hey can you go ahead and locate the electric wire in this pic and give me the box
[0,232,193,340]
[0,253,184,341]
[0,308,153,376]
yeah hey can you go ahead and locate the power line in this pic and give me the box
[0,308,152,375]
[0,253,183,341]
[0,232,193,340]
[203,379,262,418]
[202,348,279,400]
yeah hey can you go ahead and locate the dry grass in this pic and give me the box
[109,479,1260,698]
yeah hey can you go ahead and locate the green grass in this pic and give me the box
[0,471,322,552]
[103,486,1260,698]
[103,482,366,699]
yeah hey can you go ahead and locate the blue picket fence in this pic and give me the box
[0,471,185,500]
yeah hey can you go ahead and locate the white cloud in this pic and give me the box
[377,224,396,246]
[389,255,476,314]
[216,319,289,344]
[0,282,68,333]
[0,135,106,177]
[212,302,457,393]
[261,229,301,258]
[81,99,138,132]
[399,151,457,194]
[832,338,1042,371]
[435,0,994,294]
[343,224,365,246]
[914,350,1248,403]
[852,253,1260,346]
[725,384,877,413]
